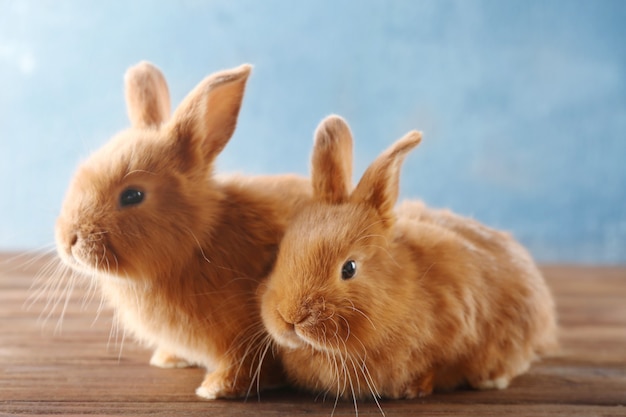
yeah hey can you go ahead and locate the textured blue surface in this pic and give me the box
[1,1,625,263]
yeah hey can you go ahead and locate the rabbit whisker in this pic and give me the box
[6,246,54,271]
[246,333,274,401]
[41,263,72,328]
[353,233,388,245]
[357,218,388,237]
[355,353,385,416]
[330,348,342,417]
[55,270,77,334]
[91,283,109,327]
[117,319,128,363]
[419,262,436,283]
[122,169,157,179]
[233,328,263,378]
[321,317,387,417]
[184,227,211,264]
[338,314,351,343]
[361,244,400,268]
[343,298,376,331]
[25,254,61,311]
[347,355,361,416]
[341,348,358,416]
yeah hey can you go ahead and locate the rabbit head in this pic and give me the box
[55,62,252,280]
[261,115,422,355]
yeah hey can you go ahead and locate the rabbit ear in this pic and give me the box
[351,131,422,223]
[311,115,354,204]
[124,61,171,128]
[167,64,252,165]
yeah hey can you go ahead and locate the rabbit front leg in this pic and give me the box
[149,347,194,369]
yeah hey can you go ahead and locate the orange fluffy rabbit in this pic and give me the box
[55,61,311,399]
[260,115,557,405]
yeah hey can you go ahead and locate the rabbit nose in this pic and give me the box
[294,311,313,326]
[62,233,79,259]
[277,305,312,327]
[70,233,78,247]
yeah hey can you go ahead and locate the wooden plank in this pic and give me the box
[2,402,626,417]
[1,253,625,416]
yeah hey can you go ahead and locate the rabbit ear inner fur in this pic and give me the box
[124,61,171,129]
[311,115,354,204]
[350,131,422,223]
[166,64,252,166]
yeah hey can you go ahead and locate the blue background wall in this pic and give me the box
[1,0,625,263]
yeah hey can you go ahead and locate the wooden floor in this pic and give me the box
[0,253,625,416]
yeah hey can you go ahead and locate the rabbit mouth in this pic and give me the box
[275,327,308,350]
[292,324,353,355]
[274,325,329,352]
[272,303,347,353]
[270,316,327,351]
[277,317,347,354]
[60,234,119,276]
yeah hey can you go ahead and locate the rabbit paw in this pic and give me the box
[403,371,434,399]
[195,370,248,400]
[149,348,193,369]
[195,355,285,400]
[474,376,510,390]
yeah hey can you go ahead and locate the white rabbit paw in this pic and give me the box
[149,348,193,369]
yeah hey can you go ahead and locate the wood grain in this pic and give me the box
[1,253,625,416]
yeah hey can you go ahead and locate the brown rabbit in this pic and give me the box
[55,61,311,399]
[259,115,557,405]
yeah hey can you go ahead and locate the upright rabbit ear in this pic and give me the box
[124,61,171,128]
[311,115,354,204]
[167,64,252,165]
[351,131,422,223]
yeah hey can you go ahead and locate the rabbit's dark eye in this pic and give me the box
[119,188,145,207]
[341,260,357,280]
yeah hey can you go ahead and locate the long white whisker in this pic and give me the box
[92,281,108,327]
[54,269,77,334]
[3,245,56,270]
[40,263,71,326]
[246,334,274,402]
[117,324,127,363]
[343,328,386,416]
